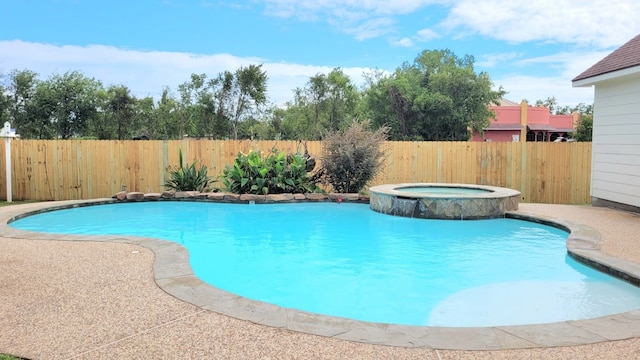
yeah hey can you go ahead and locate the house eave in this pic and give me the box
[572,65,640,87]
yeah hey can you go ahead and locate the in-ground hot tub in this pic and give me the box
[369,183,520,220]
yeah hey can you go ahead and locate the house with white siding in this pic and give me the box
[573,34,640,212]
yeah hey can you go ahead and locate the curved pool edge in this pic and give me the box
[2,200,640,351]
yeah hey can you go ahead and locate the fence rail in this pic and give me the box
[0,140,592,204]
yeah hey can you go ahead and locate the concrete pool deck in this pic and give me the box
[1,200,640,359]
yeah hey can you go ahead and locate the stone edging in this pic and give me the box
[111,190,369,204]
[2,200,640,350]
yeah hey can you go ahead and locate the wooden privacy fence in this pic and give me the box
[0,140,592,204]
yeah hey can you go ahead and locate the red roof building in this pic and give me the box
[471,100,577,142]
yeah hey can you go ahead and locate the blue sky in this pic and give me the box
[2,0,640,107]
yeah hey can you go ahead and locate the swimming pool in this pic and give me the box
[10,201,640,328]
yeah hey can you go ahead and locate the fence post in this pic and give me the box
[0,122,18,202]
[519,101,529,203]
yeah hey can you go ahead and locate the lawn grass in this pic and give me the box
[0,354,27,360]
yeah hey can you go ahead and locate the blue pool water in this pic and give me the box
[396,186,491,195]
[10,202,640,327]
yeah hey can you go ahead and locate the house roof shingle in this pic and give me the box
[572,34,640,82]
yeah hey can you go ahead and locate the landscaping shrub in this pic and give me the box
[320,121,389,193]
[164,148,212,192]
[220,147,319,195]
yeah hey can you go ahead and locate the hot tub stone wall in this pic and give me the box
[369,184,520,220]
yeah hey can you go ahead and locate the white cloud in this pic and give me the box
[513,50,612,79]
[389,27,440,48]
[0,41,263,97]
[495,73,595,106]
[440,0,640,49]
[261,0,446,40]
[262,0,444,17]
[476,52,521,68]
[338,17,397,41]
[260,0,640,50]
[392,37,415,47]
[415,28,441,42]
[0,40,372,106]
[488,50,611,106]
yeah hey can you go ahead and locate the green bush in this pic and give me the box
[220,148,319,194]
[164,148,212,192]
[320,121,389,193]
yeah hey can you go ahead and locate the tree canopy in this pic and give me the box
[363,50,505,140]
[0,49,591,141]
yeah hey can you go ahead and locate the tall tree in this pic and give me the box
[268,105,306,140]
[574,114,593,141]
[135,96,161,139]
[214,64,267,139]
[175,77,197,139]
[363,50,504,141]
[86,88,112,139]
[155,88,180,139]
[26,76,58,139]
[307,73,330,136]
[0,74,9,125]
[3,70,42,137]
[571,103,593,141]
[245,107,280,140]
[535,96,560,114]
[38,71,103,139]
[281,89,316,139]
[89,85,138,140]
[176,73,219,139]
[360,70,400,137]
[277,68,361,140]
[318,68,360,132]
[107,85,137,140]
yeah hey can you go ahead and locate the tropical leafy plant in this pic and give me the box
[164,148,212,192]
[220,148,319,194]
